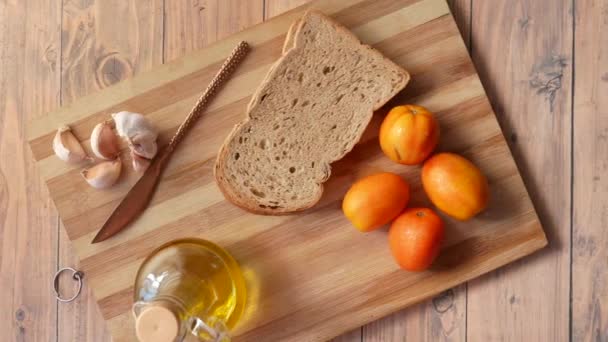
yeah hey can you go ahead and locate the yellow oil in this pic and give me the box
[133,238,247,333]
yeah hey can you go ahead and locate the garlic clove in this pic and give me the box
[81,158,122,189]
[112,111,159,161]
[53,125,91,164]
[90,120,120,160]
[131,150,151,172]
[130,133,158,159]
[112,111,158,141]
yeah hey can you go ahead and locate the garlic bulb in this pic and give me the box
[90,120,120,160]
[81,159,122,189]
[112,111,158,159]
[131,150,151,173]
[53,126,91,163]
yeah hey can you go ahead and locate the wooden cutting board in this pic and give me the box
[27,0,547,340]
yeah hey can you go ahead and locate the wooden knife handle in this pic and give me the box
[167,41,250,152]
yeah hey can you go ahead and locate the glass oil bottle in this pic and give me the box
[132,238,246,342]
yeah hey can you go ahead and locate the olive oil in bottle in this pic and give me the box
[133,238,246,342]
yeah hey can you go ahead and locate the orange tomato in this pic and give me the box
[389,208,444,271]
[342,172,410,232]
[422,153,489,220]
[379,105,440,165]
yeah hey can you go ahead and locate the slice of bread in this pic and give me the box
[215,10,410,215]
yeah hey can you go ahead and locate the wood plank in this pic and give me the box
[164,0,265,63]
[58,1,164,341]
[467,0,572,340]
[61,0,164,100]
[58,225,112,342]
[364,287,466,342]
[363,1,470,341]
[27,1,547,340]
[572,0,608,340]
[0,0,60,341]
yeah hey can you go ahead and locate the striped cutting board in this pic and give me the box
[27,0,547,340]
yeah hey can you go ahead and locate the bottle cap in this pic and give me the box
[135,304,180,342]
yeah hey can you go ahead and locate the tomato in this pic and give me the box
[388,208,444,271]
[342,173,410,232]
[422,153,489,220]
[379,105,440,165]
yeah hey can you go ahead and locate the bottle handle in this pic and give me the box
[188,316,230,342]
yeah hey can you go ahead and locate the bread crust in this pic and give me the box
[214,10,410,215]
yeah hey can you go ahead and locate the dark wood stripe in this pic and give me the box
[332,0,423,28]
[97,286,134,321]
[374,15,457,59]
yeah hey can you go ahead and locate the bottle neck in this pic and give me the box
[134,300,183,342]
[133,299,229,342]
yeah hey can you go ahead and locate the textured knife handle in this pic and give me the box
[167,41,250,151]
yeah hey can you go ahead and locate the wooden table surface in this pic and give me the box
[0,0,605,341]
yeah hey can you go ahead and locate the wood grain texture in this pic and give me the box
[265,0,312,19]
[573,0,608,340]
[58,1,163,341]
[363,1,470,341]
[58,225,112,342]
[26,0,547,341]
[262,0,356,337]
[0,0,60,341]
[447,0,471,48]
[61,0,164,100]
[364,287,466,342]
[164,0,264,63]
[467,1,572,341]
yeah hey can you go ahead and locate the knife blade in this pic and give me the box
[91,148,171,243]
[91,41,250,243]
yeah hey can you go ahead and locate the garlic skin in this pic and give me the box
[81,159,122,189]
[131,150,151,173]
[112,111,158,159]
[53,126,91,163]
[130,133,158,159]
[90,120,120,160]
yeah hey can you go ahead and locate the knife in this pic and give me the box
[92,41,250,244]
